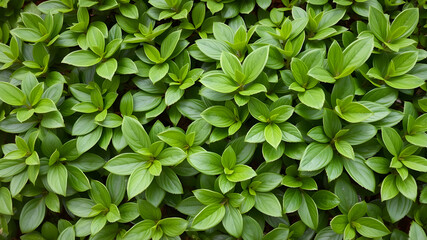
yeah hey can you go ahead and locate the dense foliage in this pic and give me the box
[0,0,426,239]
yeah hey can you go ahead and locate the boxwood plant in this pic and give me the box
[0,0,426,239]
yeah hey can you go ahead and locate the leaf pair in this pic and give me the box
[331,201,391,239]
[368,7,419,51]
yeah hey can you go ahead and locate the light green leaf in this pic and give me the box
[96,58,117,80]
[19,198,45,233]
[192,204,225,230]
[354,217,391,238]
[298,192,318,230]
[298,87,325,109]
[0,82,26,106]
[0,187,13,215]
[127,167,154,199]
[62,50,101,67]
[226,165,256,182]
[122,116,151,151]
[381,127,402,156]
[222,205,243,238]
[343,156,376,192]
[201,106,236,128]
[242,46,269,83]
[47,163,68,196]
[254,192,282,217]
[188,152,223,175]
[299,143,333,172]
[264,123,282,149]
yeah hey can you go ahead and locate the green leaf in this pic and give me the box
[390,8,419,40]
[386,194,413,223]
[11,28,43,42]
[58,226,75,240]
[343,156,376,192]
[222,205,243,238]
[188,152,223,175]
[105,153,143,175]
[248,98,270,122]
[76,126,102,154]
[298,192,318,230]
[366,157,390,174]
[156,168,183,194]
[161,30,181,59]
[409,221,427,240]
[384,75,425,90]
[122,116,151,151]
[298,87,325,109]
[123,220,155,240]
[312,190,340,210]
[62,50,101,67]
[381,175,399,201]
[157,147,186,166]
[381,127,402,156]
[193,189,224,205]
[196,39,232,60]
[66,198,95,218]
[283,188,302,213]
[165,85,184,106]
[90,180,111,207]
[226,165,256,182]
[335,140,354,159]
[201,106,236,128]
[264,123,282,149]
[262,142,284,162]
[401,155,427,172]
[96,58,117,80]
[299,143,333,171]
[200,72,239,93]
[0,187,13,215]
[348,201,367,221]
[323,109,341,139]
[339,123,377,145]
[149,63,169,84]
[270,105,294,123]
[19,198,45,233]
[192,3,205,28]
[119,3,139,19]
[242,46,269,83]
[242,216,263,240]
[0,82,26,106]
[192,204,225,230]
[395,174,417,201]
[127,167,154,199]
[47,163,68,196]
[327,41,344,77]
[245,123,267,143]
[368,7,388,42]
[406,133,427,148]
[221,51,241,79]
[254,192,282,217]
[138,199,161,221]
[335,100,373,123]
[221,146,236,170]
[308,67,335,83]
[330,215,348,234]
[144,44,162,63]
[67,165,90,192]
[117,58,138,75]
[388,51,418,77]
[354,217,391,238]
[158,129,187,148]
[86,26,105,56]
[158,218,187,237]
